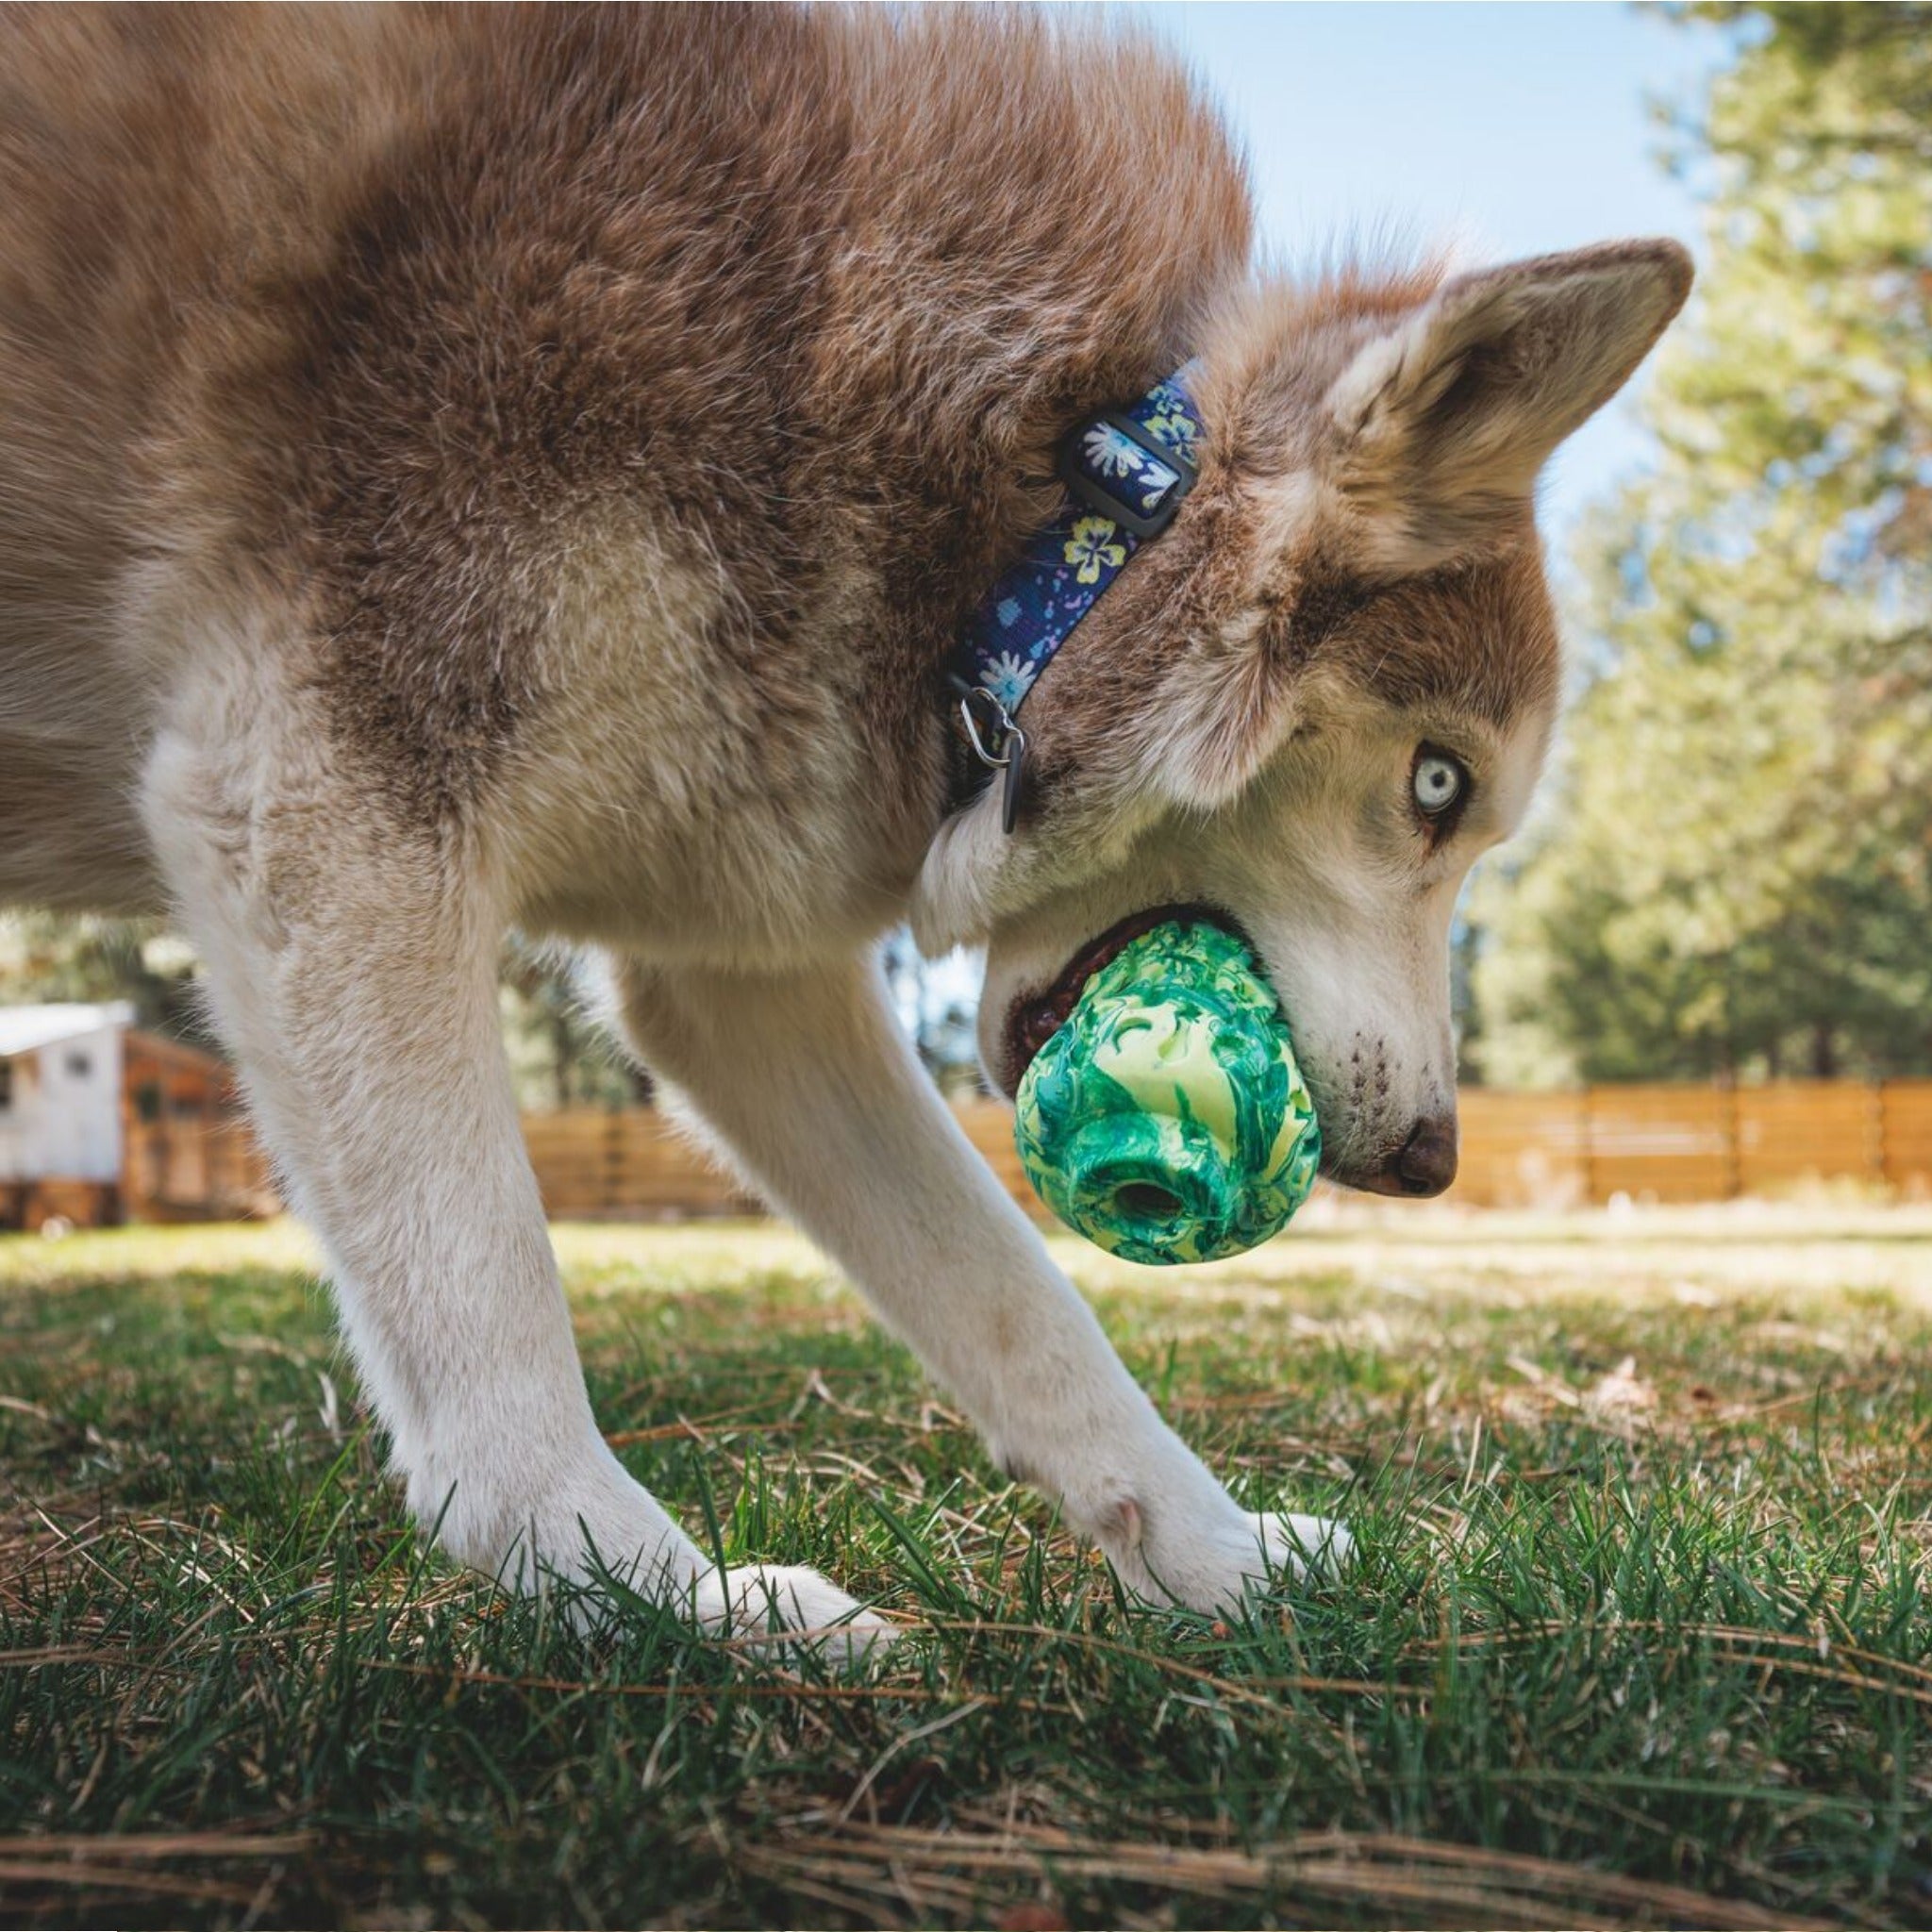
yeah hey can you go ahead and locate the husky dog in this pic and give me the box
[0,6,1690,1654]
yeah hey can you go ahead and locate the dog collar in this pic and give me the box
[949,365,1205,832]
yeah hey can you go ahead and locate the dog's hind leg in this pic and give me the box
[139,670,889,1662]
[615,951,1350,1618]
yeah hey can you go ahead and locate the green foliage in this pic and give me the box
[498,937,647,1110]
[1472,3,1932,1085]
[3,1217,1930,1926]
[0,911,207,1043]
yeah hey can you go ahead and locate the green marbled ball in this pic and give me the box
[1014,919,1321,1265]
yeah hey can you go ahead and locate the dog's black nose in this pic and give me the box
[1387,1115,1457,1196]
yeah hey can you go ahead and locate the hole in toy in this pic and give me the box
[1116,1183,1182,1222]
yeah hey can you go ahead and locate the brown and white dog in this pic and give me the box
[0,6,1690,1655]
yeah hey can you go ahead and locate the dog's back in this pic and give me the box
[0,5,441,906]
[0,4,1248,914]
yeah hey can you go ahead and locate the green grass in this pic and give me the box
[4,1209,1932,1929]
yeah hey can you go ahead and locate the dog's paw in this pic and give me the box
[1100,1495,1353,1616]
[693,1562,897,1667]
[1253,1509,1353,1581]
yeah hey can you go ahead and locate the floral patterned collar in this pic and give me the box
[949,366,1205,832]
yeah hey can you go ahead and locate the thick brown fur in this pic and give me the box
[2,3,1251,907]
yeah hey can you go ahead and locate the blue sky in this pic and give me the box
[1130,2,1730,544]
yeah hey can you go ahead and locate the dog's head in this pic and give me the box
[911,240,1691,1196]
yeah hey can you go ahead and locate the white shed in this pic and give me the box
[0,1003,270,1229]
[0,1001,134,1185]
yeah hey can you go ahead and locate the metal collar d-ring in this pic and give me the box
[955,682,1028,835]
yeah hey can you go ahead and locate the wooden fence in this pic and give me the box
[518,1102,1031,1221]
[1453,1080,1932,1208]
[16,1076,1929,1230]
[521,1109,759,1220]
[122,1110,274,1224]
[122,1031,275,1224]
[520,1080,1932,1221]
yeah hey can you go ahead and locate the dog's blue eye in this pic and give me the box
[1412,752,1466,819]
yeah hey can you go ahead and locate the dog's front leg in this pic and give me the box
[617,953,1348,1614]
[140,697,887,1658]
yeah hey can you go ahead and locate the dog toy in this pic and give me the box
[1014,918,1321,1265]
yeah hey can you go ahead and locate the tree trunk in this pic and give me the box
[1810,1022,1838,1080]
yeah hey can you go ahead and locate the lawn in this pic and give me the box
[4,1207,1931,1929]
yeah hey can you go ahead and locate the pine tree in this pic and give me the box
[1471,3,1932,1085]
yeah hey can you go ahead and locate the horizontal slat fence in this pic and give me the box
[519,1080,1932,1221]
[523,1109,760,1220]
[1880,1081,1932,1190]
[1453,1081,1932,1208]
[21,1077,1926,1229]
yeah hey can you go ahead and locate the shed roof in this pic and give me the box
[0,1002,137,1059]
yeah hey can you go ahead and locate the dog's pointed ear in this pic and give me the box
[1324,239,1692,571]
